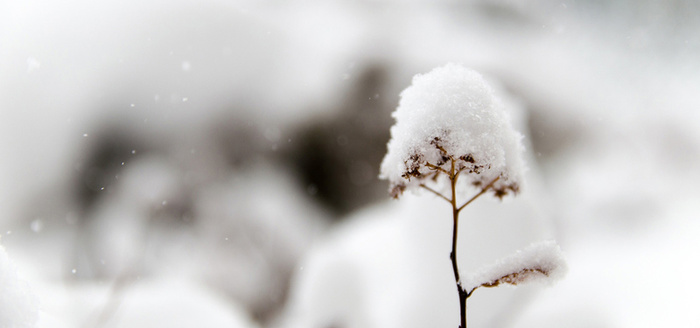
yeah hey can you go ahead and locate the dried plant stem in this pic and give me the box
[457,176,500,213]
[425,162,450,175]
[444,159,500,328]
[447,158,468,328]
[420,184,450,203]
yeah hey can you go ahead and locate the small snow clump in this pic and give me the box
[0,245,39,328]
[463,240,567,292]
[379,63,525,198]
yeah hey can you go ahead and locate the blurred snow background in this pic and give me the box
[1,0,699,327]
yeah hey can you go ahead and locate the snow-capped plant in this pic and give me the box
[380,63,525,200]
[380,63,566,328]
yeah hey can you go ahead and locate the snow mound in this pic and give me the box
[0,245,38,328]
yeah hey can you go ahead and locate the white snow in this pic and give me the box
[0,245,38,328]
[463,240,567,293]
[380,63,526,199]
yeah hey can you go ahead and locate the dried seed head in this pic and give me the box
[480,267,549,288]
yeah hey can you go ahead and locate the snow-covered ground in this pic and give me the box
[2,1,699,327]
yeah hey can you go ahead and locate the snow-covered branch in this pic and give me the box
[464,240,568,294]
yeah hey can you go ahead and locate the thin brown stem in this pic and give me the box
[457,176,500,213]
[435,144,451,158]
[431,161,500,327]
[420,184,451,203]
[448,159,468,328]
[455,166,467,180]
[425,162,450,175]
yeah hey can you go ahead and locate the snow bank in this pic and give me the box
[380,63,525,199]
[0,245,38,328]
[105,276,260,328]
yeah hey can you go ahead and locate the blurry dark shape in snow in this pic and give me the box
[212,118,277,169]
[10,55,402,325]
[289,63,394,216]
[194,168,327,323]
[73,125,148,215]
[58,113,329,323]
[5,70,339,322]
[524,96,587,161]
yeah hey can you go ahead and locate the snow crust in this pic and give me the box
[380,63,525,198]
[0,245,38,328]
[463,240,567,292]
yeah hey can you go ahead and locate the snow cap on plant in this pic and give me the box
[463,240,568,293]
[380,63,526,199]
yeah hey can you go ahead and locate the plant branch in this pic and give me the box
[425,162,450,175]
[420,184,451,203]
[481,267,548,288]
[448,158,468,328]
[457,176,500,213]
[434,144,451,158]
[454,167,467,180]
[465,267,549,300]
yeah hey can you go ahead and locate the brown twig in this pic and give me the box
[420,184,451,203]
[434,144,451,158]
[446,158,468,328]
[425,162,450,175]
[457,176,500,213]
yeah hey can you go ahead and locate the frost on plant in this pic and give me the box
[380,63,525,199]
[379,63,565,328]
